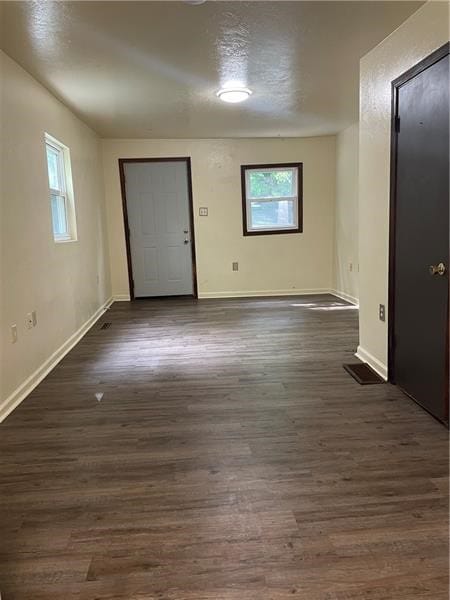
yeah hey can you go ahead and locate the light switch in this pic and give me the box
[199,207,208,216]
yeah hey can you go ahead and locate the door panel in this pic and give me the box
[143,247,158,282]
[392,51,449,422]
[141,194,156,235]
[124,161,194,297]
[167,246,183,281]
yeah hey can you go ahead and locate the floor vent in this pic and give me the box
[343,362,384,385]
[100,322,112,330]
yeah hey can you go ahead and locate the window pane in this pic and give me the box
[250,199,295,229]
[46,145,61,190]
[248,169,295,199]
[51,194,68,237]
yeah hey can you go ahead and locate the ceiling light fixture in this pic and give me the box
[217,88,252,104]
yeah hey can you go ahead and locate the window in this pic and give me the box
[241,163,303,235]
[45,133,77,242]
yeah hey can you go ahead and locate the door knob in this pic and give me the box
[184,239,189,244]
[429,262,447,276]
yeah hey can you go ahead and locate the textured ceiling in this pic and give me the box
[0,1,423,138]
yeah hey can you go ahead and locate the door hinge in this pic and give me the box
[395,116,400,133]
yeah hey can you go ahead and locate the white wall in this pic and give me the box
[334,123,359,304]
[102,137,336,299]
[0,51,112,420]
[358,1,449,378]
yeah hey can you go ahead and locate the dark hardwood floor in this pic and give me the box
[0,295,448,600]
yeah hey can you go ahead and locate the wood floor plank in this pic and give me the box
[0,295,448,599]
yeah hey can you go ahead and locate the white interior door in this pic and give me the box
[124,160,194,297]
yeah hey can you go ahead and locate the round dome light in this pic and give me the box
[217,88,252,104]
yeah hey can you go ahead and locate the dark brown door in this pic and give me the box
[390,44,449,423]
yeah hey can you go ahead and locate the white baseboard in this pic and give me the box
[114,289,341,302]
[0,296,114,423]
[355,345,388,380]
[198,288,332,299]
[330,289,359,306]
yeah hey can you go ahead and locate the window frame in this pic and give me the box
[45,133,77,243]
[240,162,303,236]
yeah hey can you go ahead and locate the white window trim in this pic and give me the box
[244,165,300,234]
[45,133,77,243]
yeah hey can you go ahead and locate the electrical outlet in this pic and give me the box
[379,304,386,322]
[232,262,239,271]
[31,310,37,327]
[11,324,18,344]
[199,207,208,216]
[26,313,34,329]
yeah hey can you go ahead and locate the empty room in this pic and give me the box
[0,1,449,598]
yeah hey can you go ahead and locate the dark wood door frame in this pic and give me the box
[388,42,450,419]
[240,162,303,236]
[118,157,198,300]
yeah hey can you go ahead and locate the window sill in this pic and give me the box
[244,227,302,236]
[54,237,78,244]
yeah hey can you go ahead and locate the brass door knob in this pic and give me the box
[429,262,447,276]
